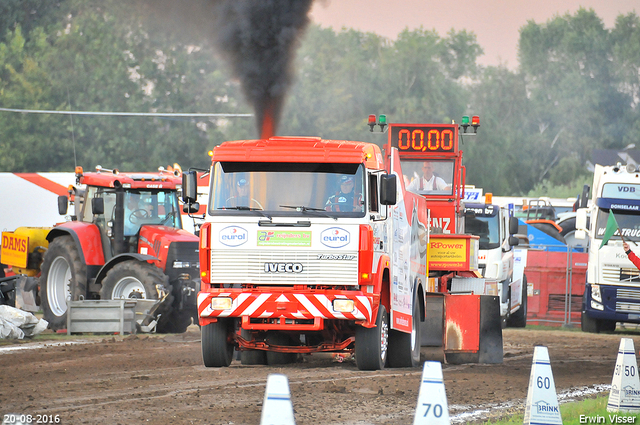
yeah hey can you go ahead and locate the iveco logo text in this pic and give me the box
[321,227,350,248]
[264,263,304,273]
[219,226,248,247]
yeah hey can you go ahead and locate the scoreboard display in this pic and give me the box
[388,124,458,154]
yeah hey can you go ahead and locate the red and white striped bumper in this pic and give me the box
[197,290,375,327]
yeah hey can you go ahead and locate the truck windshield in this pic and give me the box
[398,159,454,196]
[595,209,640,242]
[209,162,365,217]
[465,209,501,250]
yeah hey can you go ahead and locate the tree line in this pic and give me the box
[0,0,638,197]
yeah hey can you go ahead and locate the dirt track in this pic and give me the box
[0,326,635,424]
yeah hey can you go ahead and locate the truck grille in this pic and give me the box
[617,288,640,301]
[603,266,640,284]
[615,288,640,313]
[210,250,359,286]
[602,266,622,283]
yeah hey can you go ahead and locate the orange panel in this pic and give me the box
[444,294,480,352]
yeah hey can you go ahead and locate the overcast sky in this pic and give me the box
[309,0,639,69]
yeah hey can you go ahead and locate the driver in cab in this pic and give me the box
[325,175,362,212]
[226,178,263,210]
[124,193,150,236]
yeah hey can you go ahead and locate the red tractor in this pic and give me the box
[40,165,199,333]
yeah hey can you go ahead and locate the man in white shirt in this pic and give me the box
[407,161,450,193]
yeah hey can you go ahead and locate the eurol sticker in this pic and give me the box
[321,227,350,248]
[219,226,248,247]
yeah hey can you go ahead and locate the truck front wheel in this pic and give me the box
[40,236,87,330]
[355,304,389,371]
[202,319,234,367]
[581,310,616,333]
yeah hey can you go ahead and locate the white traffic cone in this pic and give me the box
[413,361,450,425]
[523,346,562,425]
[607,338,640,413]
[260,374,296,425]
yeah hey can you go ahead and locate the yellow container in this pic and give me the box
[1,227,51,275]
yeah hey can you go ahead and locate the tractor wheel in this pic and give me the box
[201,319,234,367]
[40,236,87,331]
[355,304,389,371]
[387,290,421,367]
[506,274,528,328]
[240,328,267,365]
[265,332,298,365]
[99,261,175,333]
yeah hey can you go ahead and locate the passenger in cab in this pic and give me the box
[325,175,362,212]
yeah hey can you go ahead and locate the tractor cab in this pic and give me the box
[61,166,184,259]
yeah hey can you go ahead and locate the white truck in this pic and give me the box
[464,195,527,327]
[576,163,640,332]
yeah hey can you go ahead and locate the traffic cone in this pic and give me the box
[607,338,640,413]
[260,373,296,425]
[523,346,562,425]
[413,361,450,425]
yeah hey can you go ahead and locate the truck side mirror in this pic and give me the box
[58,195,68,215]
[509,216,519,235]
[380,174,397,205]
[92,197,104,215]
[182,170,198,204]
[580,185,590,209]
[509,235,519,246]
[183,202,200,214]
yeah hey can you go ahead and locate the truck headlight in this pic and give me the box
[333,299,355,313]
[211,297,232,310]
[591,300,604,311]
[591,284,602,303]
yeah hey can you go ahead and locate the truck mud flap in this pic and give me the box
[444,295,503,364]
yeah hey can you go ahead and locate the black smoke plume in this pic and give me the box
[132,0,314,139]
[211,0,313,138]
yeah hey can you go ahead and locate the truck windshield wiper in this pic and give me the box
[217,206,272,220]
[279,205,337,220]
[280,205,326,212]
